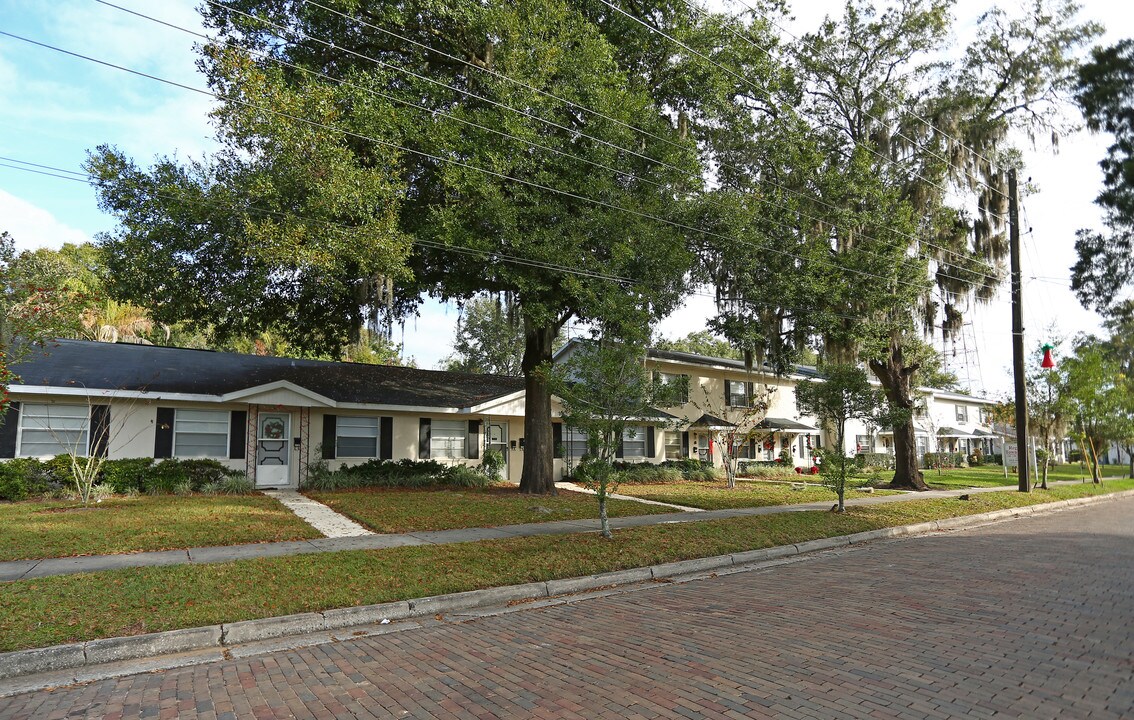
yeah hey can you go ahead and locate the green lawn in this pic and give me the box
[615,480,903,510]
[305,485,676,533]
[3,480,1130,652]
[0,495,321,561]
[923,463,1126,490]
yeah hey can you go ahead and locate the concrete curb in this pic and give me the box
[3,487,1132,685]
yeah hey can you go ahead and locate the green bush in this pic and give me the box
[923,452,966,469]
[738,461,798,479]
[855,452,895,470]
[0,458,59,500]
[200,473,255,495]
[176,459,231,491]
[0,462,27,501]
[101,458,154,494]
[146,459,192,495]
[481,449,505,482]
[609,462,681,484]
[45,455,76,487]
[301,458,491,491]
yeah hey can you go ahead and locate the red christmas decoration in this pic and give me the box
[1041,343,1055,369]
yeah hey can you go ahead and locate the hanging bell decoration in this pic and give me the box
[1040,343,1056,369]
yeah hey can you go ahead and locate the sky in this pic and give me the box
[1,0,1131,398]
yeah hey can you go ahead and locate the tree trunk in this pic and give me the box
[598,494,611,539]
[869,336,929,491]
[518,319,557,495]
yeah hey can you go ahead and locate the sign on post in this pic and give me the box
[1003,442,1019,467]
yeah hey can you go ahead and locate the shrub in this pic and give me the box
[481,449,505,482]
[854,453,896,470]
[101,458,154,494]
[176,459,231,491]
[146,459,192,495]
[0,462,27,501]
[200,473,255,495]
[301,458,491,491]
[445,463,491,488]
[45,455,77,487]
[923,452,966,469]
[610,463,681,484]
[738,462,797,479]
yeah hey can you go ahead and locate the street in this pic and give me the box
[3,498,1132,719]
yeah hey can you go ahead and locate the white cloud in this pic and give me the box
[0,190,90,251]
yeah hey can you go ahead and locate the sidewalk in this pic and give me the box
[1,480,1080,583]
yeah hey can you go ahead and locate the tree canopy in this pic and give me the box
[1071,39,1134,313]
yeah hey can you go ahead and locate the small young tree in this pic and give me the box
[40,389,150,505]
[796,365,899,512]
[550,331,682,539]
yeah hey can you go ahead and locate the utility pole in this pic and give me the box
[1009,169,1029,493]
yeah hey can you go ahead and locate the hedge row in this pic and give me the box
[301,458,493,491]
[0,457,250,501]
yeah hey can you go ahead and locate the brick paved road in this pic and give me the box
[3,498,1132,719]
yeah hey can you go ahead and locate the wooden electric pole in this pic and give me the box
[1009,169,1030,493]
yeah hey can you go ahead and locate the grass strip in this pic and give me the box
[923,464,1125,489]
[0,495,321,562]
[306,485,675,533]
[616,481,903,510]
[1,480,1131,653]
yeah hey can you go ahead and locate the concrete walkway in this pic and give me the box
[261,489,372,538]
[0,480,1103,583]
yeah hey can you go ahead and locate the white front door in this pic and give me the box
[486,421,509,481]
[256,412,291,487]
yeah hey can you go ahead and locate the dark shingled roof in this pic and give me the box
[646,348,823,378]
[11,340,524,409]
[755,417,819,432]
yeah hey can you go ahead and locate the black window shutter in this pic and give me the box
[646,426,655,458]
[321,414,337,460]
[747,382,755,406]
[553,423,563,458]
[380,417,393,460]
[154,407,175,458]
[724,379,731,406]
[616,433,624,459]
[89,405,110,458]
[0,402,20,458]
[229,410,247,459]
[749,438,757,458]
[419,418,431,459]
[681,430,689,458]
[467,420,481,459]
[681,374,690,403]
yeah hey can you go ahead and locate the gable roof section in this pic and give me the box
[10,340,524,410]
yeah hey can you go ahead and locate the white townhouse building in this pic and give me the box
[2,340,1000,488]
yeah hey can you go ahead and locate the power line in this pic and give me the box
[0,153,981,338]
[195,0,993,278]
[0,26,951,297]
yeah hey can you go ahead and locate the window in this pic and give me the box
[19,404,89,457]
[174,409,229,458]
[622,426,646,458]
[337,416,380,458]
[726,380,750,407]
[978,407,990,424]
[955,405,968,423]
[664,431,683,460]
[430,419,466,459]
[855,434,873,453]
[656,372,690,404]
[564,427,590,459]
